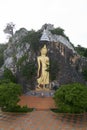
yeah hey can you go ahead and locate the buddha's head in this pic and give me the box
[40,45,47,55]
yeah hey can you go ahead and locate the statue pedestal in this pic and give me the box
[36,87,50,91]
[25,90,55,97]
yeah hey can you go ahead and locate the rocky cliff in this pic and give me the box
[0,24,87,91]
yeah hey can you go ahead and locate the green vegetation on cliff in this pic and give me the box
[75,45,87,57]
[22,30,42,53]
[0,44,7,67]
[51,27,70,41]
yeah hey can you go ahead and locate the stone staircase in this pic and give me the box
[19,95,56,110]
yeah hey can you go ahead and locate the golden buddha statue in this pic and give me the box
[37,45,49,89]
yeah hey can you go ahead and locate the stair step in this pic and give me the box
[19,95,56,109]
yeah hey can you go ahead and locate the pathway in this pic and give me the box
[0,95,87,130]
[0,110,87,130]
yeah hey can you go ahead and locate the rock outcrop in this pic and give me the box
[0,24,87,91]
[2,28,30,72]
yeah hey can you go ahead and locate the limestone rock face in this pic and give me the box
[2,28,30,73]
[40,28,75,53]
[0,24,87,91]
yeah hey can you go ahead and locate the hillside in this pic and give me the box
[0,24,87,92]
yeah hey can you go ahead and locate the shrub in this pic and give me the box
[0,80,33,113]
[0,79,11,84]
[3,67,16,83]
[0,82,22,109]
[54,83,87,113]
[3,105,33,113]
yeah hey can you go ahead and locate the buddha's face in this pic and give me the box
[41,49,47,55]
[40,45,47,55]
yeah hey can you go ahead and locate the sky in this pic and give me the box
[0,0,87,47]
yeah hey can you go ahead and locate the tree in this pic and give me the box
[3,22,15,36]
[75,45,86,56]
[83,49,87,57]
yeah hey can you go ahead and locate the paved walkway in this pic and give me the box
[0,110,87,130]
[0,95,87,130]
